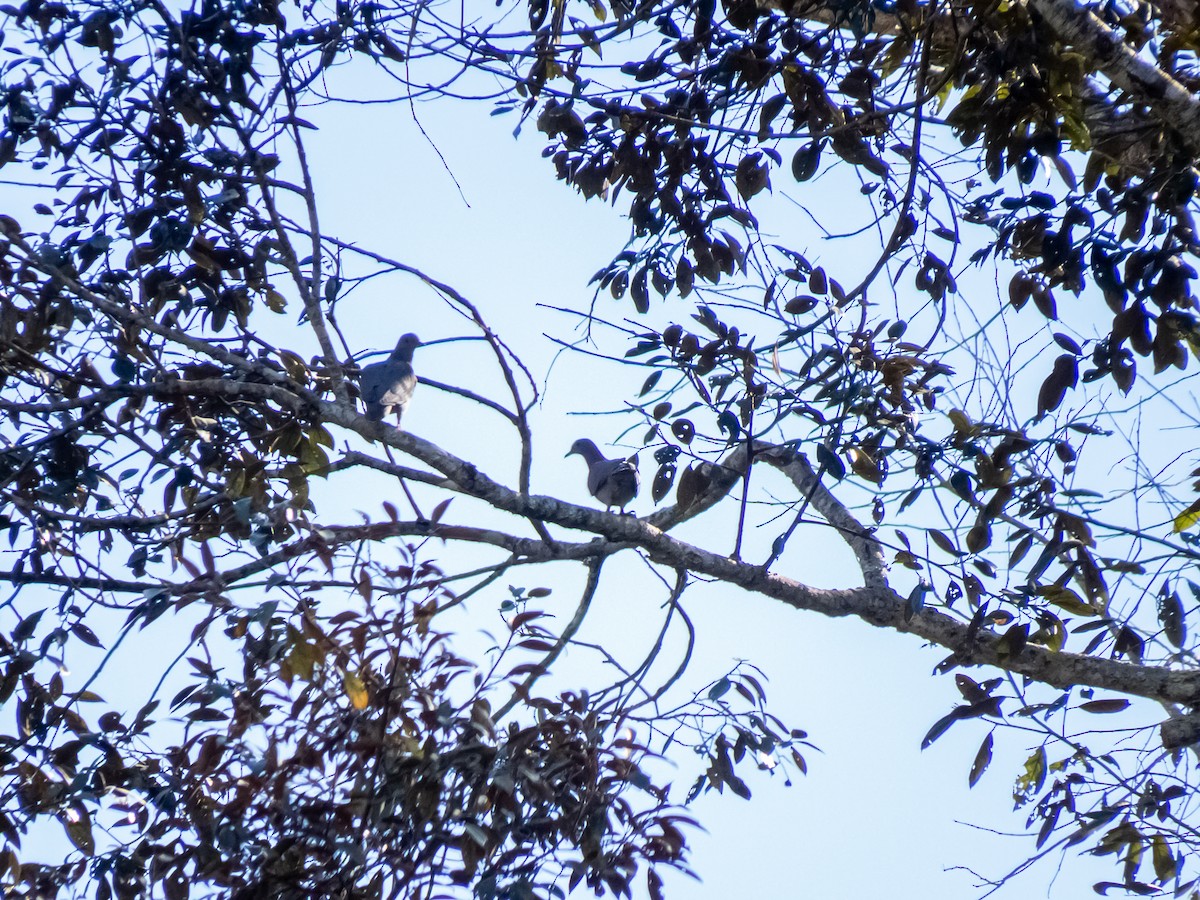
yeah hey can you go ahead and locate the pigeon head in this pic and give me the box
[566,438,602,462]
[390,333,421,362]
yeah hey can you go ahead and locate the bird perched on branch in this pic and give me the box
[360,333,420,425]
[567,438,640,514]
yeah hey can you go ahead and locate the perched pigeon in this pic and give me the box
[567,438,640,514]
[360,333,420,425]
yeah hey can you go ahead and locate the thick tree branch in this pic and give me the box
[138,373,1200,708]
[761,447,889,588]
[645,441,887,586]
[1028,0,1200,157]
[20,325,1197,710]
[308,399,1200,709]
[326,450,455,489]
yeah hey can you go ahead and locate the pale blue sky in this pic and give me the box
[275,67,1135,898]
[3,19,1184,898]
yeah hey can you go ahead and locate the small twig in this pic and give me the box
[493,557,605,721]
[731,407,755,561]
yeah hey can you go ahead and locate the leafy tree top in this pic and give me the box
[1,0,1200,896]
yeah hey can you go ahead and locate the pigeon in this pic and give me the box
[360,333,420,425]
[567,438,640,514]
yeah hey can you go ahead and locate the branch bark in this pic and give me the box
[143,371,1200,709]
[10,247,1197,715]
[310,398,1200,709]
[15,365,1200,712]
[1027,0,1200,157]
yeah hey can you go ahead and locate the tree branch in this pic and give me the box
[309,400,1200,708]
[760,0,1200,159]
[494,557,605,721]
[1027,0,1200,159]
[47,350,1200,710]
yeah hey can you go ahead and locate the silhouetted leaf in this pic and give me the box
[652,463,676,503]
[969,732,993,787]
[791,141,821,182]
[1079,699,1129,714]
[671,419,695,444]
[815,443,845,480]
[1037,354,1078,418]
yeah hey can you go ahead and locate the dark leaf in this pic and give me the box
[716,410,741,444]
[671,418,695,444]
[735,153,770,200]
[791,141,822,182]
[13,609,44,643]
[1114,626,1144,662]
[966,522,991,554]
[968,732,993,787]
[1036,354,1078,418]
[430,498,452,525]
[639,371,662,397]
[921,709,962,749]
[675,464,707,510]
[1053,332,1082,355]
[1158,584,1186,648]
[995,623,1029,661]
[652,463,677,503]
[905,581,928,621]
[785,295,818,315]
[929,529,959,557]
[631,267,650,313]
[815,443,845,480]
[1078,699,1130,714]
[708,677,730,701]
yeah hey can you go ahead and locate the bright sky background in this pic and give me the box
[4,18,1180,898]
[275,66,1131,899]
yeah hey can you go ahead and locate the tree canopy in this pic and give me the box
[2,0,1200,896]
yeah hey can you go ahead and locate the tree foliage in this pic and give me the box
[2,0,1200,896]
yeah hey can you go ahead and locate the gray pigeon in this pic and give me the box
[567,438,640,514]
[360,333,420,424]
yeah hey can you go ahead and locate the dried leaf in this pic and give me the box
[343,671,369,710]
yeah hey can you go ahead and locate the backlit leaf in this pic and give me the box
[343,671,369,710]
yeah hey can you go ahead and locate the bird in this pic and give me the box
[359,333,420,425]
[567,438,640,514]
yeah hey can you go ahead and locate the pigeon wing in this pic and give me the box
[359,362,389,420]
[592,458,640,509]
[360,360,416,420]
[378,363,416,413]
[585,458,612,499]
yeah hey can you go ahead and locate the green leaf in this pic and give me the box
[791,141,821,182]
[1013,746,1046,806]
[343,671,368,710]
[1036,584,1097,617]
[1151,833,1176,882]
[61,811,95,857]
